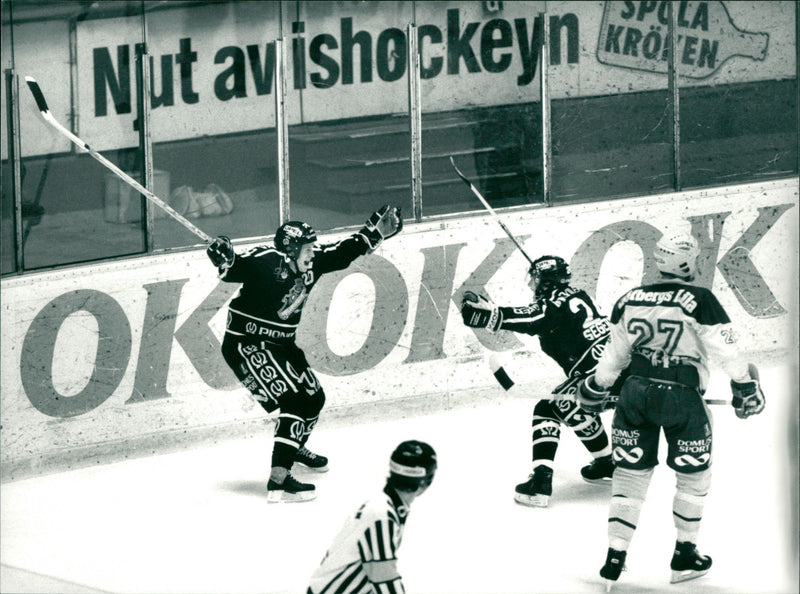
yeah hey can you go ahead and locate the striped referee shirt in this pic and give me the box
[308,486,408,594]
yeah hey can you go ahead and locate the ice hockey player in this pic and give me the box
[461,255,627,507]
[206,206,402,503]
[307,440,437,594]
[578,231,765,590]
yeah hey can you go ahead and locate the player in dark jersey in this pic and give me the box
[578,231,765,589]
[461,255,627,507]
[307,440,436,594]
[206,205,402,502]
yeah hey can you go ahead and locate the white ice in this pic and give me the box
[1,363,798,594]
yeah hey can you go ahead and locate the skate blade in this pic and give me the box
[294,462,329,473]
[670,568,709,584]
[267,490,317,503]
[582,476,612,485]
[514,493,549,507]
[604,578,614,593]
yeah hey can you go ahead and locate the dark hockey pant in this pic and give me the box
[612,375,712,473]
[222,335,326,470]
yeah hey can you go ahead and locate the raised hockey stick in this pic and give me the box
[449,156,535,265]
[488,355,731,406]
[24,76,212,243]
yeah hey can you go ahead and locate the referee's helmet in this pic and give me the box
[388,440,437,492]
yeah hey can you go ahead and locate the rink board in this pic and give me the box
[1,178,798,480]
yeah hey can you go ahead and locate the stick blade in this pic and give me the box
[25,76,50,113]
[489,355,515,391]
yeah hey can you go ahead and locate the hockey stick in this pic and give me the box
[24,76,212,243]
[449,156,534,265]
[488,355,731,406]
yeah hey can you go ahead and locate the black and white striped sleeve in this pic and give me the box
[358,513,404,593]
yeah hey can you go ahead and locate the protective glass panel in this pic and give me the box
[149,1,281,247]
[287,1,413,231]
[0,158,13,275]
[677,2,798,187]
[1,1,14,274]
[5,1,148,270]
[417,1,544,217]
[550,1,673,203]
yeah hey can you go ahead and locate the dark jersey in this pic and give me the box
[215,234,371,344]
[498,286,612,377]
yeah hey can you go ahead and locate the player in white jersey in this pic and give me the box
[577,231,765,590]
[307,440,436,594]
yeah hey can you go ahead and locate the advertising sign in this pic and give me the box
[3,1,795,157]
[1,179,797,479]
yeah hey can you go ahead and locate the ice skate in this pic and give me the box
[267,472,316,503]
[294,446,329,472]
[599,547,626,592]
[514,466,553,507]
[580,454,614,484]
[670,541,712,583]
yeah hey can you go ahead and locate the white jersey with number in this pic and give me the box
[309,487,407,594]
[595,279,750,390]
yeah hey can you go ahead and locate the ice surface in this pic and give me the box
[1,364,797,594]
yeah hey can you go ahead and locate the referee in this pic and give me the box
[307,440,437,594]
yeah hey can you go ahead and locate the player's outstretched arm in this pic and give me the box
[359,205,403,251]
[730,363,765,419]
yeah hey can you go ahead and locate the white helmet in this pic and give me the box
[654,231,700,279]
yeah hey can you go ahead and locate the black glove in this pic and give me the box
[460,291,502,332]
[731,363,765,419]
[577,374,611,413]
[360,205,403,251]
[206,235,234,269]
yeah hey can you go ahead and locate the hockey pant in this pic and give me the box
[529,374,610,469]
[222,336,326,469]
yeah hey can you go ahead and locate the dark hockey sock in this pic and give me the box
[272,441,298,470]
[569,413,610,455]
[531,418,560,465]
[532,441,558,464]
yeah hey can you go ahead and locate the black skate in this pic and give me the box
[670,541,712,583]
[599,547,626,591]
[514,467,553,507]
[294,446,329,472]
[581,454,614,484]
[267,472,316,503]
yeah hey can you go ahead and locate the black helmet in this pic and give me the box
[529,255,571,298]
[274,221,317,259]
[388,440,437,492]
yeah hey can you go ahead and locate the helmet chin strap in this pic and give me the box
[660,271,695,283]
[295,253,314,274]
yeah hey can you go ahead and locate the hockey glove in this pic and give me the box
[577,374,611,414]
[460,291,502,332]
[206,235,235,269]
[730,363,765,419]
[360,205,403,251]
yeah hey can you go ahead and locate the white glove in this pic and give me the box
[206,235,234,270]
[460,291,502,332]
[731,363,765,419]
[578,374,611,413]
[360,205,403,250]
